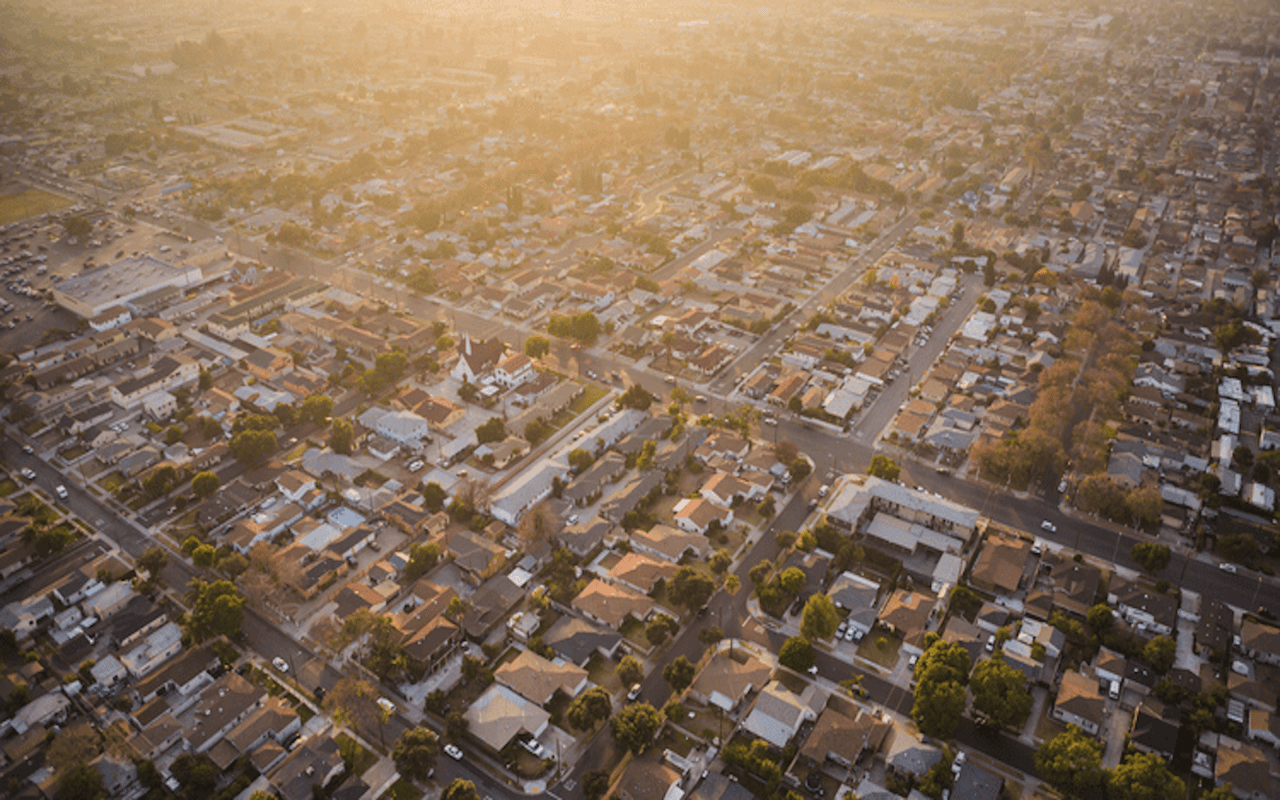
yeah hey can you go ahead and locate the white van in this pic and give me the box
[1108,680,1121,701]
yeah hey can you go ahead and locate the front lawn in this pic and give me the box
[0,479,17,497]
[569,383,609,415]
[381,779,424,800]
[586,653,623,695]
[856,627,902,669]
[336,732,378,776]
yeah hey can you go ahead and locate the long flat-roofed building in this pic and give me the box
[52,255,204,318]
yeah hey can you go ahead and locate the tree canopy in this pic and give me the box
[669,565,716,610]
[778,636,814,672]
[1104,751,1184,800]
[566,686,613,730]
[970,657,1033,729]
[799,594,840,641]
[867,454,901,481]
[1034,726,1103,797]
[611,702,661,754]
[392,727,439,783]
[1130,542,1171,574]
[663,656,696,693]
[183,579,244,642]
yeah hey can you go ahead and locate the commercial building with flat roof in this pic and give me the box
[52,255,204,318]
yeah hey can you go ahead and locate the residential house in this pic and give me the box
[969,536,1031,595]
[543,616,622,666]
[688,652,772,712]
[742,680,823,748]
[495,649,589,706]
[615,760,683,800]
[560,516,611,558]
[1052,670,1104,736]
[630,524,711,563]
[827,572,881,635]
[879,590,934,645]
[1112,581,1178,638]
[799,707,891,771]
[447,529,507,583]
[179,672,267,753]
[1215,739,1276,800]
[464,684,551,754]
[1240,619,1280,666]
[269,737,344,800]
[608,552,677,595]
[673,498,733,535]
[572,579,654,629]
[1131,697,1181,761]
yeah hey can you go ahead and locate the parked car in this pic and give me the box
[54,484,68,499]
[19,468,35,480]
[272,657,289,672]
[444,744,464,761]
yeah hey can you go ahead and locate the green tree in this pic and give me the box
[911,677,966,739]
[778,566,806,594]
[170,753,218,798]
[646,614,677,646]
[1105,751,1185,800]
[198,369,213,391]
[137,546,169,580]
[1142,635,1176,674]
[611,702,662,754]
[183,579,245,642]
[1086,603,1114,632]
[165,425,184,445]
[663,656,696,693]
[617,384,654,410]
[617,655,644,687]
[699,625,725,645]
[475,417,505,445]
[1034,726,1103,797]
[143,464,179,498]
[191,470,220,499]
[566,686,613,730]
[778,636,814,672]
[583,771,611,800]
[229,429,277,464]
[330,417,353,454]
[669,565,716,610]
[403,542,441,582]
[914,641,972,685]
[970,657,1034,729]
[799,594,841,641]
[709,549,732,574]
[867,454,901,481]
[392,727,440,783]
[55,764,105,800]
[525,336,550,359]
[62,216,92,238]
[192,543,216,569]
[299,393,334,424]
[442,779,480,800]
[568,448,595,473]
[748,559,773,585]
[1130,542,1171,574]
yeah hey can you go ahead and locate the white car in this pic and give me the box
[376,697,396,714]
[1040,520,1056,533]
[272,657,289,672]
[818,484,829,498]
[55,485,68,499]
[444,744,464,761]
[520,738,548,759]
[1219,563,1238,574]
[19,468,35,481]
